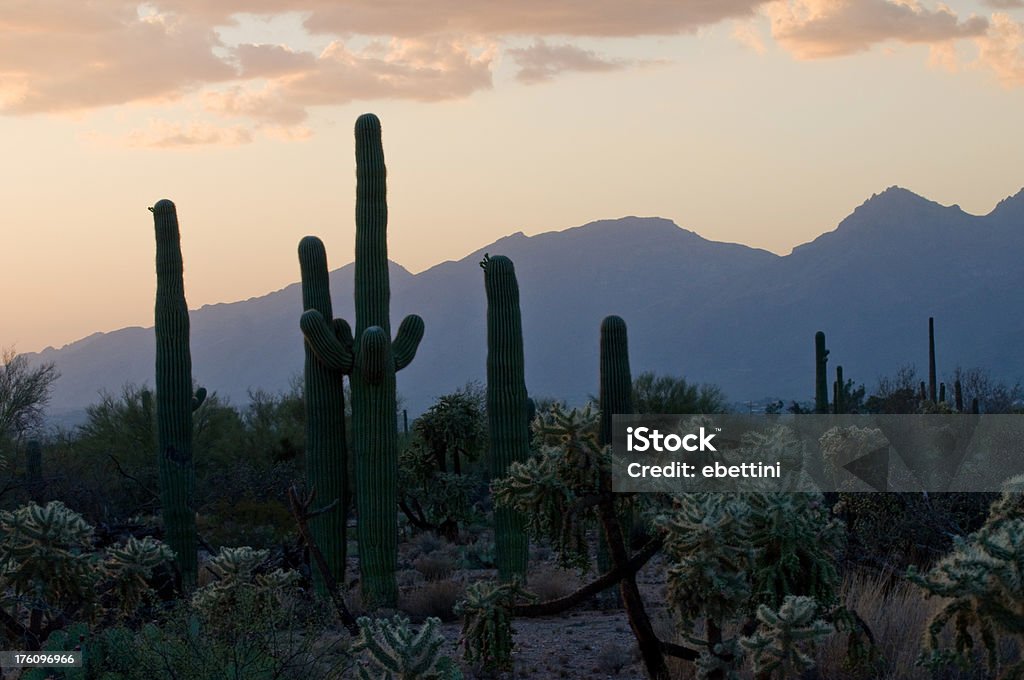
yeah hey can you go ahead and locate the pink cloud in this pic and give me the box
[768,0,988,59]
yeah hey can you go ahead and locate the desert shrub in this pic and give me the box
[457,540,496,570]
[836,492,993,571]
[522,566,578,602]
[31,591,351,680]
[413,554,456,582]
[402,580,466,622]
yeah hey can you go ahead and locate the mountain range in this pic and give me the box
[27,186,1024,422]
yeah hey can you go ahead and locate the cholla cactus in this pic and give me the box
[491,404,607,569]
[0,501,98,613]
[1,502,174,648]
[352,614,461,680]
[191,546,300,623]
[909,475,1024,677]
[659,493,755,625]
[103,536,173,615]
[454,579,532,672]
[656,427,844,674]
[739,596,832,679]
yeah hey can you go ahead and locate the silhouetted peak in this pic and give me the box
[989,187,1024,221]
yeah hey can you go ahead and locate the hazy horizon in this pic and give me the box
[4,1,1024,353]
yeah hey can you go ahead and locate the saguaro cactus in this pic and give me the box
[301,114,424,608]
[297,236,350,593]
[149,199,204,589]
[834,365,844,414]
[598,315,633,602]
[599,316,633,447]
[928,317,937,402]
[481,253,530,581]
[814,331,829,414]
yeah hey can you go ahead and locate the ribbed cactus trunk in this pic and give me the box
[482,254,530,581]
[598,316,633,604]
[834,365,844,414]
[928,317,937,403]
[814,331,829,414]
[299,114,424,608]
[298,236,349,594]
[150,199,200,590]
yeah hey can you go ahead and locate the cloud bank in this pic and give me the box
[1,0,1019,145]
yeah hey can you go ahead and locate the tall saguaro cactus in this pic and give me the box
[928,316,937,403]
[814,331,829,414]
[481,254,530,581]
[149,199,204,589]
[300,114,424,608]
[598,315,633,602]
[297,236,350,593]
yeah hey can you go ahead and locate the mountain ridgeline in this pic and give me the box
[30,186,1024,419]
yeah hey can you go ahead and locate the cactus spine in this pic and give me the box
[481,254,530,580]
[150,199,202,589]
[298,236,350,593]
[300,114,424,608]
[814,331,829,414]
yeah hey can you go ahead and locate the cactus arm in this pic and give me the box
[360,327,390,384]
[333,318,354,348]
[191,387,207,412]
[393,314,425,371]
[301,310,355,372]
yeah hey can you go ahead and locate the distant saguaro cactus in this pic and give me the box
[928,317,937,402]
[481,254,530,581]
[814,332,829,414]
[149,199,204,589]
[300,114,424,608]
[297,235,350,593]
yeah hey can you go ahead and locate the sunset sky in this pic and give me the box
[3,0,1024,353]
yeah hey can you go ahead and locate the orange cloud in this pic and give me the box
[151,0,766,37]
[768,0,988,59]
[205,37,494,125]
[976,12,1024,85]
[0,5,233,114]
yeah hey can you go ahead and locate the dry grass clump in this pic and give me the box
[401,579,465,622]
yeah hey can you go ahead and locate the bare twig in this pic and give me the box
[286,485,359,635]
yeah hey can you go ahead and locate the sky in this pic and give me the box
[3,0,1024,353]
